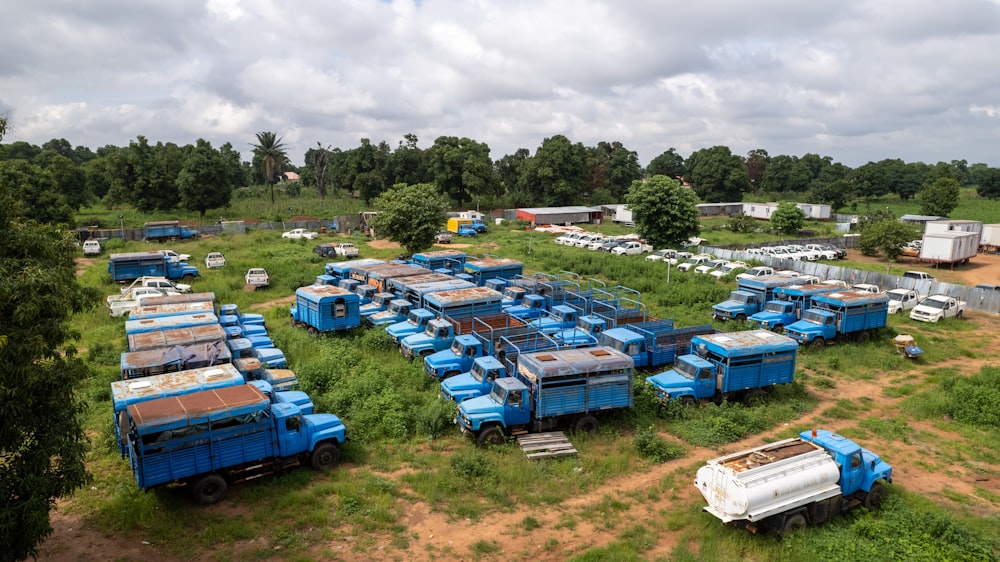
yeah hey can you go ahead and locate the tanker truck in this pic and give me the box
[693,429,893,537]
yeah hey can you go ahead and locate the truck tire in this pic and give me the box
[573,415,599,435]
[856,331,870,345]
[191,474,228,506]
[476,425,505,448]
[419,350,433,359]
[864,481,887,510]
[680,396,697,407]
[780,513,807,537]
[310,442,341,470]
[809,338,825,351]
[772,324,784,333]
[745,388,769,406]
[957,310,963,319]
[735,314,747,322]
[307,326,319,336]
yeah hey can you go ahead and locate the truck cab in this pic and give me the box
[359,292,395,318]
[484,278,508,292]
[367,299,413,327]
[458,377,531,434]
[501,286,527,309]
[386,308,436,345]
[749,300,796,331]
[527,304,578,334]
[646,354,716,402]
[711,290,760,321]
[424,334,486,380]
[506,294,549,321]
[551,315,607,347]
[784,308,835,345]
[353,283,377,305]
[400,316,456,359]
[439,356,507,403]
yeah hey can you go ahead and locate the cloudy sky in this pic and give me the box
[3,0,1000,168]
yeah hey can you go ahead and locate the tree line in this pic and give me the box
[4,132,1000,227]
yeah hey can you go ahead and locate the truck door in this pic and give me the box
[841,450,865,494]
[696,367,715,399]
[278,415,309,456]
[504,389,530,426]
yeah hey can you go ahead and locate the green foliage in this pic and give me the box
[251,131,289,205]
[427,136,494,206]
[905,366,1000,429]
[369,183,448,254]
[413,397,457,439]
[0,188,101,560]
[450,450,498,483]
[687,145,749,203]
[725,212,758,233]
[975,166,1000,199]
[624,175,700,249]
[918,177,961,217]
[857,219,919,261]
[770,201,806,235]
[176,139,234,217]
[633,426,686,462]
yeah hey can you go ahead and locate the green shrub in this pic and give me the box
[450,449,498,482]
[633,426,686,463]
[413,397,456,439]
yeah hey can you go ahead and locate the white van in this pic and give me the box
[82,239,102,256]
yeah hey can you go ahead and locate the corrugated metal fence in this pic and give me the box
[703,245,1000,314]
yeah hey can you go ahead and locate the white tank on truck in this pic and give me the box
[694,429,893,537]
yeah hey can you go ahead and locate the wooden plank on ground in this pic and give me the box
[518,431,577,459]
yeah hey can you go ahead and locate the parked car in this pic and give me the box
[851,284,881,294]
[736,265,774,280]
[313,243,339,258]
[434,231,453,244]
[975,283,1000,292]
[82,239,102,256]
[819,279,849,288]
[665,251,693,265]
[611,241,653,256]
[677,254,712,272]
[910,295,966,323]
[694,259,729,275]
[554,232,583,245]
[121,276,192,294]
[205,252,226,269]
[157,249,192,263]
[646,249,674,262]
[282,228,318,240]
[245,268,270,288]
[586,238,607,251]
[599,239,621,252]
[710,261,749,279]
[885,288,923,314]
[902,270,936,282]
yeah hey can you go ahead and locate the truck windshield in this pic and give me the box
[423,323,437,337]
[763,302,788,313]
[470,362,486,382]
[598,336,625,352]
[801,310,825,324]
[729,292,749,304]
[388,302,402,313]
[406,311,420,324]
[450,340,465,355]
[489,385,506,404]
[919,299,946,309]
[674,360,698,380]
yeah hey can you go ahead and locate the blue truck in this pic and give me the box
[324,258,386,281]
[386,308,437,344]
[399,278,477,306]
[355,264,432,293]
[143,220,199,242]
[646,329,798,404]
[748,283,841,332]
[785,290,889,350]
[367,298,415,328]
[233,357,298,391]
[527,304,581,334]
[123,384,345,505]
[359,292,396,318]
[695,429,893,537]
[109,252,200,283]
[218,303,265,326]
[290,285,362,334]
[388,273,458,298]
[711,274,807,322]
[422,315,530,379]
[457,346,635,446]
[439,356,509,403]
[127,324,227,352]
[598,320,716,370]
[411,249,467,274]
[399,287,505,359]
[125,313,219,335]
[120,341,232,380]
[438,330,562,402]
[463,257,523,286]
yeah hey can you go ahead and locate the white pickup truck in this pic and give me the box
[245,268,270,288]
[120,276,191,294]
[884,288,922,314]
[205,252,226,269]
[106,287,173,317]
[611,241,653,256]
[157,249,191,263]
[334,243,359,257]
[910,295,966,322]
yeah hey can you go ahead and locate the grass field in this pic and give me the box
[55,195,1000,561]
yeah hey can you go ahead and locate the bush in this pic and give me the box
[450,449,498,482]
[633,425,686,462]
[413,397,456,439]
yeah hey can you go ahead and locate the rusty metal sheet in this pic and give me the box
[111,363,245,412]
[139,292,217,307]
[297,285,354,298]
[128,384,268,433]
[693,329,798,353]
[414,249,467,259]
[131,301,215,318]
[128,324,227,352]
[424,287,503,307]
[466,257,522,268]
[517,346,633,380]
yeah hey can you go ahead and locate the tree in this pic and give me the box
[177,139,233,217]
[624,175,700,249]
[686,146,748,202]
[33,151,89,211]
[0,160,74,225]
[726,212,758,234]
[251,131,288,205]
[760,154,811,193]
[770,201,806,236]
[858,218,920,264]
[518,135,588,207]
[809,178,853,211]
[428,136,493,206]
[369,183,449,255]
[975,167,1000,199]
[494,148,531,205]
[744,148,769,192]
[0,180,99,561]
[918,177,961,217]
[303,143,333,199]
[646,148,686,180]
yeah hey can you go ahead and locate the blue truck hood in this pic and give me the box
[459,394,501,417]
[425,348,460,369]
[645,370,692,393]
[401,331,434,351]
[712,300,748,314]
[440,373,482,400]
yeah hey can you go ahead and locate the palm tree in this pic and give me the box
[251,131,288,205]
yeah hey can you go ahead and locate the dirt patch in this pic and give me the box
[368,240,401,250]
[75,257,100,278]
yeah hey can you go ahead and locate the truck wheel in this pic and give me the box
[476,426,505,448]
[310,442,341,470]
[864,481,887,510]
[191,474,228,506]
[419,350,433,359]
[573,415,599,435]
[745,388,769,406]
[307,326,319,336]
[772,324,784,333]
[957,310,963,319]
[735,314,747,322]
[780,513,807,537]
[809,338,825,351]
[680,396,697,407]
[856,331,870,345]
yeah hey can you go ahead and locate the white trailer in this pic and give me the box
[919,232,978,265]
[924,219,983,236]
[980,224,1000,251]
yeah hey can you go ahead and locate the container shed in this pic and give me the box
[516,206,603,226]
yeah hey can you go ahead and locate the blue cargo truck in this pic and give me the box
[646,329,798,404]
[388,273,456,297]
[367,298,415,328]
[463,257,524,286]
[399,288,504,359]
[129,301,217,321]
[109,252,200,283]
[785,290,889,350]
[411,249,467,273]
[400,279,476,306]
[324,258,386,281]
[748,283,841,332]
[233,357,298,391]
[120,341,232,380]
[457,346,634,447]
[356,264,432,293]
[290,285,362,333]
[143,220,199,242]
[386,308,437,344]
[712,274,807,322]
[422,315,530,379]
[124,384,345,505]
[439,356,509,403]
[438,330,561,402]
[527,304,580,334]
[359,292,396,318]
[599,320,717,370]
[127,324,227,352]
[125,313,219,335]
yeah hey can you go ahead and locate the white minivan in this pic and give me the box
[82,239,102,256]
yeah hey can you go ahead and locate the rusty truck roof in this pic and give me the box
[296,285,356,299]
[112,363,244,412]
[413,249,467,259]
[127,384,269,434]
[422,287,503,307]
[516,346,633,382]
[465,257,523,268]
[692,329,798,354]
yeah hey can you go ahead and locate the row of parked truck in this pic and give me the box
[109,290,348,505]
